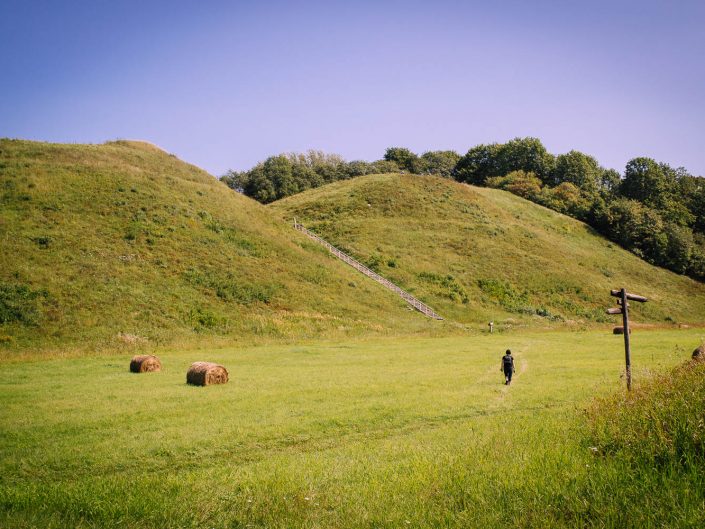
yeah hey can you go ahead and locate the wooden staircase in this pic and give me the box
[293,220,443,320]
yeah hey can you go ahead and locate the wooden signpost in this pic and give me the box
[606,288,648,391]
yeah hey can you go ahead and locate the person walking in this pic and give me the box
[501,349,515,385]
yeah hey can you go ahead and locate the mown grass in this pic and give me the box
[0,140,437,355]
[1,328,703,528]
[271,174,705,327]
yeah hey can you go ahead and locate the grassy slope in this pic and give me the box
[1,328,703,528]
[0,140,433,355]
[271,174,705,327]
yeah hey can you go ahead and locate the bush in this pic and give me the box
[486,170,543,201]
[418,272,468,303]
[383,147,419,173]
[32,236,52,249]
[0,282,48,325]
[477,278,529,312]
[187,308,228,332]
[550,150,602,191]
[184,269,276,305]
[538,182,595,221]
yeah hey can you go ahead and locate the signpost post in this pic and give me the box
[606,288,648,391]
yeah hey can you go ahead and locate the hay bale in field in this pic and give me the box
[612,326,631,335]
[692,344,705,361]
[187,362,228,386]
[129,354,161,373]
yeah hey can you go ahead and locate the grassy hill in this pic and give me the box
[271,173,705,327]
[3,142,704,356]
[0,140,435,355]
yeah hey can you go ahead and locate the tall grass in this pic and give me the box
[566,358,705,527]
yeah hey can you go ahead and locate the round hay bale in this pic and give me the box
[613,327,631,335]
[187,362,228,386]
[692,345,705,361]
[129,354,161,373]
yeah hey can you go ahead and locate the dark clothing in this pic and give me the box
[505,369,513,383]
[501,354,515,373]
[501,354,515,385]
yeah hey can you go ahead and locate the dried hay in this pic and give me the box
[129,354,161,373]
[117,332,148,346]
[187,361,228,386]
[692,344,705,361]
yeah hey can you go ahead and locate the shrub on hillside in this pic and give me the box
[538,182,595,221]
[418,272,469,303]
[0,282,49,326]
[550,150,603,191]
[184,269,277,305]
[486,170,543,201]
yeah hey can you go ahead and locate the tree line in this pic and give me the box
[221,138,705,281]
[220,149,461,203]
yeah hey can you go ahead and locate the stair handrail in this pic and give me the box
[293,220,442,320]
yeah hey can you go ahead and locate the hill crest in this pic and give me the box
[0,141,435,355]
[272,173,705,326]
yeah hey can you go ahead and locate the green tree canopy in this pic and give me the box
[604,198,668,264]
[599,168,621,196]
[539,182,594,221]
[453,143,503,185]
[222,151,401,203]
[454,138,554,185]
[418,150,460,177]
[384,147,419,173]
[497,137,556,183]
[551,150,602,191]
[621,157,672,208]
[621,158,695,227]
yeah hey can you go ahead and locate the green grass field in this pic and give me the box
[3,140,704,527]
[2,328,703,528]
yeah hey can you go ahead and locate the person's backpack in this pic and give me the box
[502,355,513,370]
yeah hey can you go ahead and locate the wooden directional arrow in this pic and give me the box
[610,290,648,303]
[606,307,623,315]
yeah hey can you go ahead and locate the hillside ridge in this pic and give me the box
[0,140,433,355]
[272,173,705,327]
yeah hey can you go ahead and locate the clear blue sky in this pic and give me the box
[2,0,704,176]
